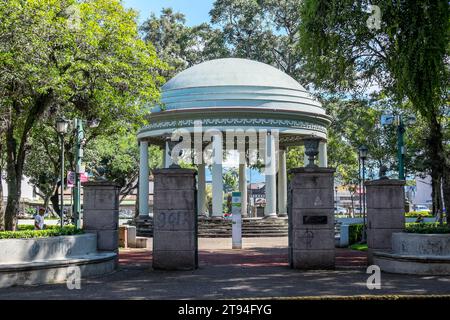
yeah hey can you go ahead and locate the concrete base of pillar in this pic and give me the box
[152,168,198,271]
[366,179,405,265]
[288,168,336,270]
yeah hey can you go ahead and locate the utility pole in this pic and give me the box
[73,119,85,228]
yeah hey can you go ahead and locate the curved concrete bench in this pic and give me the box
[373,233,450,275]
[0,234,117,288]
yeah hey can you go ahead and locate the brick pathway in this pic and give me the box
[2,237,449,300]
[119,247,367,268]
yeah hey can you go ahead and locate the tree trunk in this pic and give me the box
[427,117,445,223]
[5,124,21,231]
[134,187,140,219]
[442,165,450,224]
[431,171,444,223]
[50,183,61,218]
[0,169,4,231]
[5,170,20,231]
[4,93,53,230]
[350,193,355,218]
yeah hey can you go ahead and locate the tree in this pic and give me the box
[0,128,5,230]
[210,0,308,83]
[23,120,62,216]
[0,0,165,230]
[141,8,229,78]
[84,132,162,203]
[286,146,304,173]
[223,168,239,193]
[210,0,276,63]
[298,0,449,216]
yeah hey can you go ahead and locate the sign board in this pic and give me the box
[231,191,242,249]
[67,171,89,188]
[303,215,328,225]
[80,172,89,183]
[67,171,76,188]
[381,114,395,126]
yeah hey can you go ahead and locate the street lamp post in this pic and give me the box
[73,119,84,229]
[73,118,100,228]
[56,118,69,228]
[381,114,415,180]
[397,117,406,180]
[335,186,338,208]
[358,145,368,243]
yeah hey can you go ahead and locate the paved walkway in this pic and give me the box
[0,237,449,300]
[120,237,366,268]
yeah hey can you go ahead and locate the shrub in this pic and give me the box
[405,211,433,218]
[405,223,450,234]
[0,226,83,239]
[348,223,364,245]
[17,225,61,231]
[349,243,368,251]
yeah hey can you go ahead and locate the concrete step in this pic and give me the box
[134,237,151,249]
[134,217,292,238]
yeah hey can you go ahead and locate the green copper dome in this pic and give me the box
[139,58,330,146]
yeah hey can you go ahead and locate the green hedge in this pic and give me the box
[17,225,60,231]
[405,211,433,218]
[405,223,450,234]
[0,226,83,239]
[348,224,364,245]
[349,243,368,251]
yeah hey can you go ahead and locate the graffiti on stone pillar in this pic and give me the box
[299,229,314,249]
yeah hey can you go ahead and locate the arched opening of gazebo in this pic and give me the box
[137,58,331,221]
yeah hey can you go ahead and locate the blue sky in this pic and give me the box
[122,0,214,26]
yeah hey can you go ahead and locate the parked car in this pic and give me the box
[223,213,233,220]
[119,210,133,219]
[334,206,347,214]
[414,204,431,213]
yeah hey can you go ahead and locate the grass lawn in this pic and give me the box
[349,243,368,251]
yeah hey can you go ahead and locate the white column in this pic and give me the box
[278,148,287,216]
[304,152,309,167]
[265,132,277,217]
[319,142,328,168]
[139,141,149,217]
[239,163,248,217]
[197,163,206,216]
[164,140,173,168]
[211,134,223,218]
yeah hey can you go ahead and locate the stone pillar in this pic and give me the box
[152,168,198,270]
[197,163,207,216]
[289,168,335,269]
[319,142,328,168]
[278,148,287,216]
[239,163,248,217]
[139,141,149,217]
[265,132,277,217]
[366,179,405,264]
[83,181,120,253]
[211,135,223,218]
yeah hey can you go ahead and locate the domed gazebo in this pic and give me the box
[137,58,331,218]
